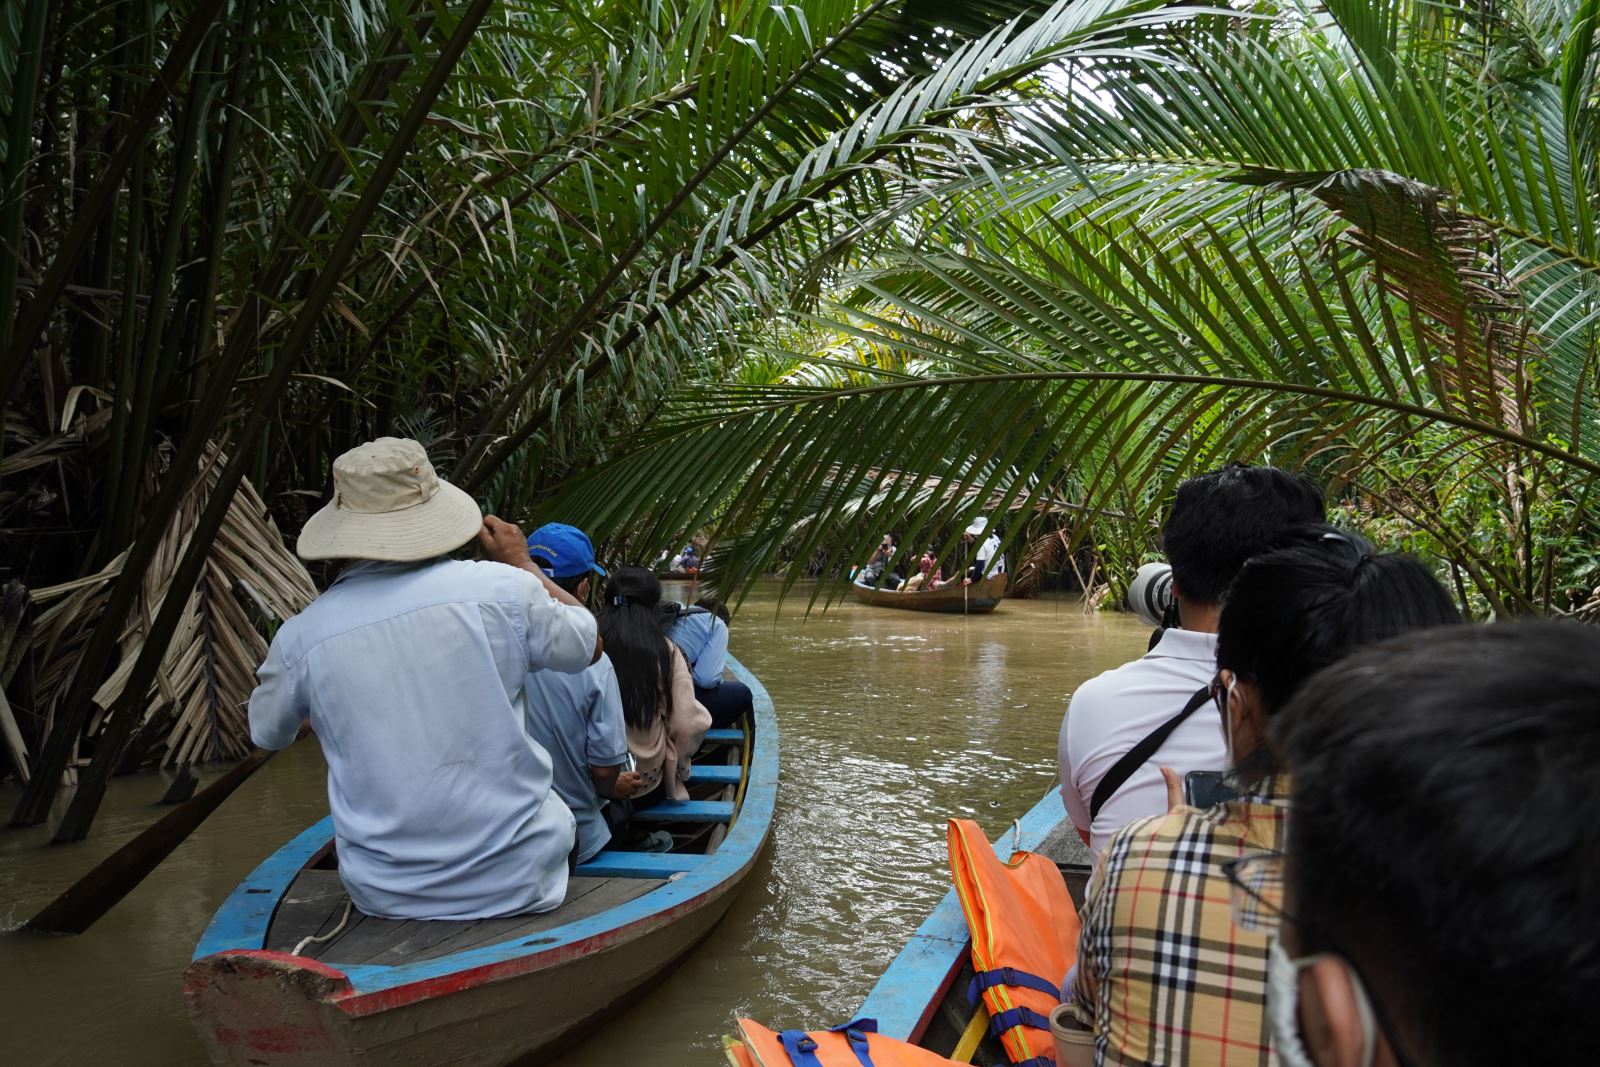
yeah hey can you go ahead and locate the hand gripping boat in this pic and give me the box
[184,657,778,1066]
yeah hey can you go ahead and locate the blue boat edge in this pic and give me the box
[855,787,1067,1042]
[190,653,780,999]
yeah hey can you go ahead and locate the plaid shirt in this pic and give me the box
[1070,776,1291,1067]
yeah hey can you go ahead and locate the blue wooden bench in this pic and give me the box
[687,764,741,785]
[575,851,706,879]
[630,799,735,824]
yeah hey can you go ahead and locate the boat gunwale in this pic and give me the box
[854,789,1065,1043]
[187,655,778,1014]
[850,573,1008,611]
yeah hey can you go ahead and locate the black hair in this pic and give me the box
[1160,462,1326,604]
[597,566,673,732]
[547,571,587,596]
[694,597,730,625]
[1274,621,1600,1066]
[1215,525,1460,776]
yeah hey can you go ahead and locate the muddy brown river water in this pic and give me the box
[1,581,1149,1065]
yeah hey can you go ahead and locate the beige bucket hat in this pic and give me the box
[296,437,482,562]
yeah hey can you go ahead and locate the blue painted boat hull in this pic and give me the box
[184,657,779,1067]
[856,790,1090,1054]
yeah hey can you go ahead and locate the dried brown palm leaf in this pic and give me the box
[28,441,314,768]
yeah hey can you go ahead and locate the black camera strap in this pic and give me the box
[1088,685,1212,821]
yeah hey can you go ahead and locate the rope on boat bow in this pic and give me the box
[292,899,353,956]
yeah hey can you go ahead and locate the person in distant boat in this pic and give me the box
[665,596,754,728]
[670,543,700,573]
[1268,621,1598,1067]
[248,438,601,921]
[1069,527,1460,1067]
[933,516,1005,588]
[523,523,645,864]
[1058,464,1325,857]
[598,567,712,847]
[854,533,899,588]
[900,548,938,591]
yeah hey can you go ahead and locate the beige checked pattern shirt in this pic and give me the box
[1070,775,1291,1066]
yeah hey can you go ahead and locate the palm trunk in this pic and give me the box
[48,0,498,843]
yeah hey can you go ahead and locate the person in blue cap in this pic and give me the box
[522,523,662,858]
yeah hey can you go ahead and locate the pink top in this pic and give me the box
[625,644,712,800]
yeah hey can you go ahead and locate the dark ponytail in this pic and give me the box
[1216,524,1462,778]
[598,567,673,731]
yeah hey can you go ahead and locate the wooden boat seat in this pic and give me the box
[575,851,706,878]
[631,799,734,823]
[687,764,741,784]
[264,868,665,967]
[702,728,745,744]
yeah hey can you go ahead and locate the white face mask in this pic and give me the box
[1266,938,1377,1067]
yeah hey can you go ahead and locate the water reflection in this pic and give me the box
[0,583,1148,1065]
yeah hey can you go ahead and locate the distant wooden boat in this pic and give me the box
[185,658,779,1067]
[855,791,1091,1061]
[659,569,699,581]
[851,573,1008,613]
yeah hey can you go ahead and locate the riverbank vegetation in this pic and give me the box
[3,0,1599,823]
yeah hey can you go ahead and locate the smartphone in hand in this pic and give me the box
[1184,770,1237,809]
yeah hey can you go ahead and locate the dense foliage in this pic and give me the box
[551,0,1600,621]
[4,0,1599,832]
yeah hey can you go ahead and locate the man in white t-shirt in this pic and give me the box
[935,516,1006,588]
[1058,463,1324,858]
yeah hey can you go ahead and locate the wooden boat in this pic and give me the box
[851,573,1008,614]
[659,569,699,581]
[184,657,779,1067]
[855,790,1091,1063]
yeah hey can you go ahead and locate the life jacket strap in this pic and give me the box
[778,1018,878,1066]
[988,1005,1054,1040]
[966,966,1062,1006]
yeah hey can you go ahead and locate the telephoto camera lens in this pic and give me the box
[1126,562,1174,628]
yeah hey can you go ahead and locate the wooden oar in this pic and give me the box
[25,736,293,935]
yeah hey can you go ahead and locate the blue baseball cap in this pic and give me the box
[525,523,606,579]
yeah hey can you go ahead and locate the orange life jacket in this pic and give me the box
[947,818,1082,1066]
[735,1018,963,1067]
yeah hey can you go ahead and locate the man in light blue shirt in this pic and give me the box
[667,598,752,728]
[523,523,641,861]
[249,439,602,921]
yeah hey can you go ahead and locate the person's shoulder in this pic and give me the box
[1102,806,1217,877]
[1067,653,1151,712]
[444,558,545,599]
[588,652,618,686]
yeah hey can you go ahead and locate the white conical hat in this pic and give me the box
[296,438,481,562]
[964,516,989,537]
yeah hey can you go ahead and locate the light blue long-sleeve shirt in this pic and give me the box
[248,558,598,920]
[668,609,728,689]
[524,654,629,863]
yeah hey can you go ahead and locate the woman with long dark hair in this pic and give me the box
[597,567,711,809]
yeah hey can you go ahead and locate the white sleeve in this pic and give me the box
[1059,697,1093,834]
[249,638,306,750]
[517,570,597,673]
